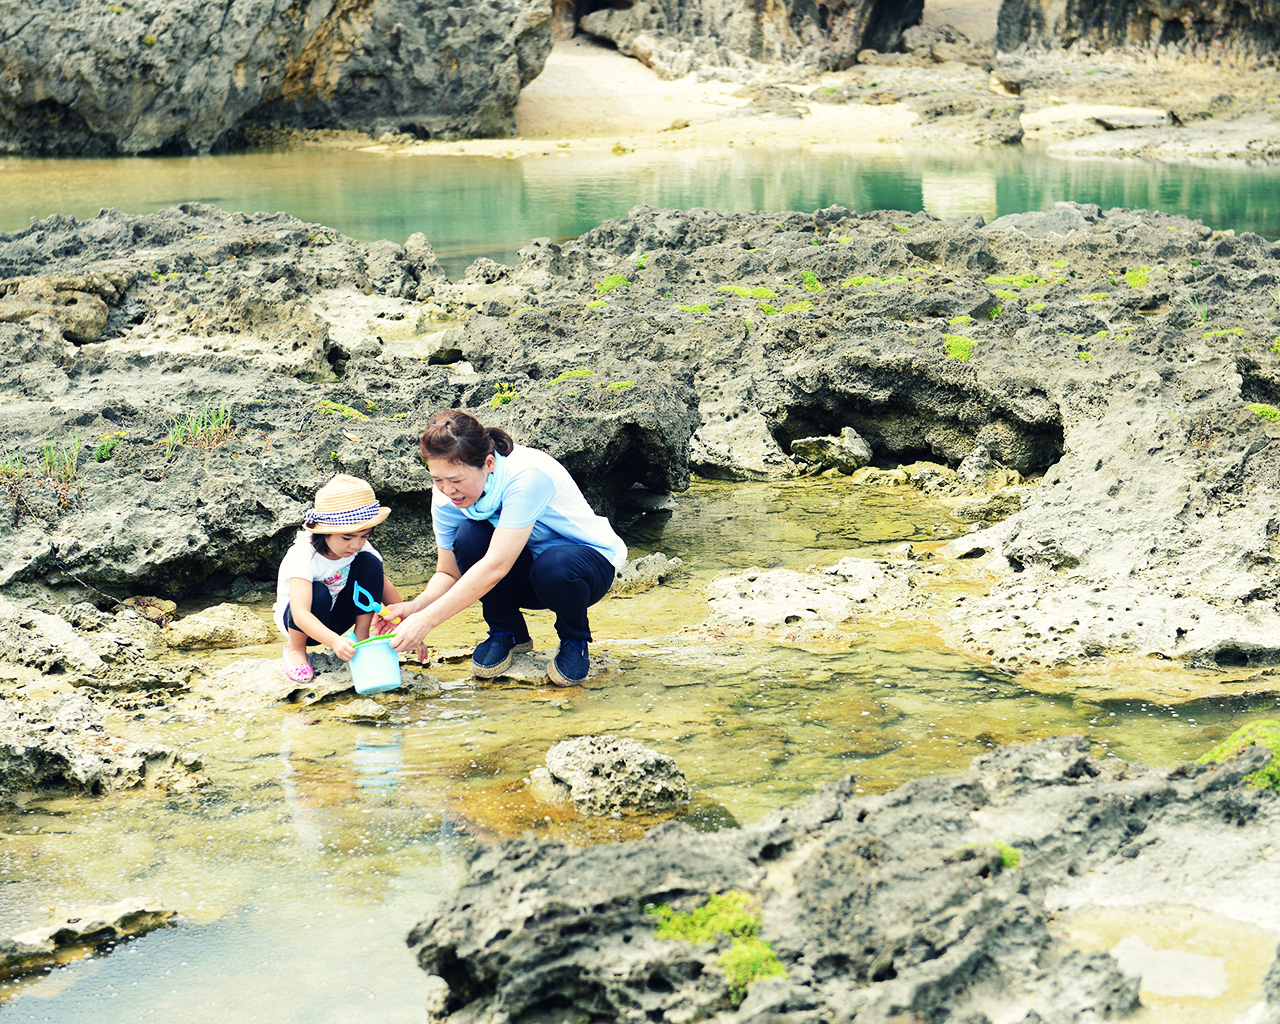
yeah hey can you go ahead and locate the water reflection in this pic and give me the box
[3,146,1279,278]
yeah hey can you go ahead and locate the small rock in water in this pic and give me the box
[540,735,689,816]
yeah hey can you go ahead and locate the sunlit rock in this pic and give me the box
[0,693,205,801]
[162,603,274,650]
[531,734,689,815]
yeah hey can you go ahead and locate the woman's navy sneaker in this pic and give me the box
[547,640,590,686]
[471,632,533,678]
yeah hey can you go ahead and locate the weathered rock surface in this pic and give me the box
[0,597,193,691]
[0,898,175,981]
[0,0,553,155]
[162,602,274,649]
[529,734,689,815]
[408,735,1280,1023]
[0,692,205,801]
[704,557,942,641]
[579,0,924,79]
[0,205,697,605]
[997,0,1280,54]
[431,201,1280,669]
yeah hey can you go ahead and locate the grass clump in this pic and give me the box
[594,274,631,294]
[166,403,232,460]
[800,271,825,293]
[944,334,975,361]
[40,436,83,483]
[1246,403,1280,421]
[1196,720,1280,789]
[647,891,787,1006]
[1124,265,1151,287]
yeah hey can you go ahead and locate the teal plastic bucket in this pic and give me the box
[350,635,402,695]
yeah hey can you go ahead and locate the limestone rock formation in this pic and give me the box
[409,736,1280,1023]
[576,0,924,78]
[0,0,553,155]
[996,0,1280,53]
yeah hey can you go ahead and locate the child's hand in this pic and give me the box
[332,636,357,662]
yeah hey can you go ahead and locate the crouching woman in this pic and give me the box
[380,409,626,685]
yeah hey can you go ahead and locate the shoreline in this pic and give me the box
[329,36,1280,167]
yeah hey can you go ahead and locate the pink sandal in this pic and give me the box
[282,645,314,684]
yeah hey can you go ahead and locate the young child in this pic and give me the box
[273,474,402,683]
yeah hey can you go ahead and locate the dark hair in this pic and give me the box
[310,529,374,555]
[420,409,514,468]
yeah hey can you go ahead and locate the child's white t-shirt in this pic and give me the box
[273,530,383,634]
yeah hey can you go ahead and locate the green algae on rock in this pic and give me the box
[1196,720,1280,790]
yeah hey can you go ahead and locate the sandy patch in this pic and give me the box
[364,37,918,160]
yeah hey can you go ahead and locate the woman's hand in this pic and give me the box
[388,609,433,656]
[331,636,357,662]
[373,601,414,635]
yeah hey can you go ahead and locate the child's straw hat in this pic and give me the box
[305,475,391,534]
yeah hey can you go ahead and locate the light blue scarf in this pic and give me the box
[459,453,509,521]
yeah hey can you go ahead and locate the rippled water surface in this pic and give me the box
[2,477,1277,1022]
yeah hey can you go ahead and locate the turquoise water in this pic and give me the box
[2,146,1279,277]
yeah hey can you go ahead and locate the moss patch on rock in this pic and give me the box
[1195,719,1280,789]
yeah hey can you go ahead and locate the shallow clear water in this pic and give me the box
[2,145,1279,277]
[2,477,1277,1022]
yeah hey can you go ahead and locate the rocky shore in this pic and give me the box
[4,0,1280,1017]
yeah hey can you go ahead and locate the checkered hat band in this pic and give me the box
[305,502,381,528]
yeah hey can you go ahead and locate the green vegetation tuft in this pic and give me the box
[647,892,787,1006]
[1027,303,1048,311]
[717,284,778,300]
[986,274,1047,289]
[944,335,975,361]
[1247,403,1280,421]
[678,303,712,313]
[314,400,367,420]
[490,382,519,409]
[993,289,1018,301]
[1083,292,1109,301]
[1078,352,1093,361]
[1124,265,1151,287]
[949,315,974,326]
[546,367,593,385]
[94,431,126,462]
[586,299,608,309]
[800,271,825,293]
[166,402,233,460]
[595,274,631,294]
[1196,720,1280,790]
[606,380,634,389]
[40,436,83,483]
[1203,328,1244,339]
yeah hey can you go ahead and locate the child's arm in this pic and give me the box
[288,576,356,660]
[381,575,402,606]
